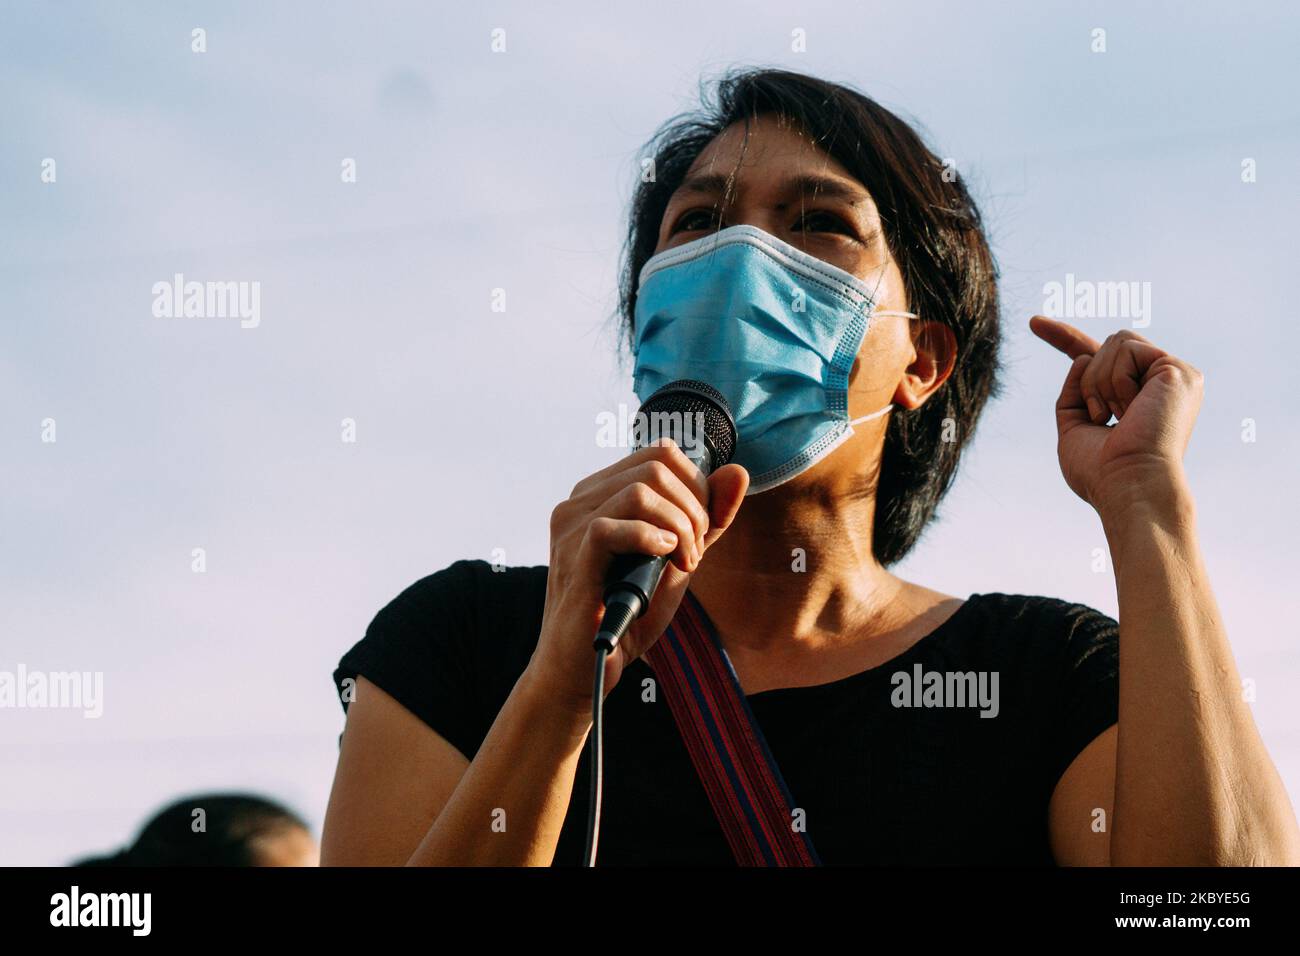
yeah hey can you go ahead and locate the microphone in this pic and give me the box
[593,379,737,652]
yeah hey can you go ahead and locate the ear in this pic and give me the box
[893,321,958,410]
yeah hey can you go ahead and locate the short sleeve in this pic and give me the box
[332,559,485,760]
[1048,601,1120,787]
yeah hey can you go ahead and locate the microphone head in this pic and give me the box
[638,379,737,467]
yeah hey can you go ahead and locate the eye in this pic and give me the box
[671,207,721,234]
[794,209,856,236]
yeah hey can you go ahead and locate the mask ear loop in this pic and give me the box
[846,309,919,426]
[848,404,893,425]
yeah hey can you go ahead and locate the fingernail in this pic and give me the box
[1086,397,1103,421]
[659,530,677,549]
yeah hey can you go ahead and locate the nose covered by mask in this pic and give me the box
[632,224,915,494]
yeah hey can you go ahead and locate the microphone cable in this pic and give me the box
[583,592,640,866]
[582,645,609,867]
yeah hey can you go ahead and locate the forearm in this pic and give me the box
[1101,474,1300,865]
[406,664,591,866]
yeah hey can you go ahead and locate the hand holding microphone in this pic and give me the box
[526,381,747,717]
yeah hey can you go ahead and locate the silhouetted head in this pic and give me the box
[72,793,317,867]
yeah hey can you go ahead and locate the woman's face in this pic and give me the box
[654,114,954,494]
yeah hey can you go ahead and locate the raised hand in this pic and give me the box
[1029,316,1203,518]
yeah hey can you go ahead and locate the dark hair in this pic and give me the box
[71,793,309,867]
[619,68,1002,564]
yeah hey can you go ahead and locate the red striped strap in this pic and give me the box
[644,590,820,866]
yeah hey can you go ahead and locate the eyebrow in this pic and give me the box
[673,171,869,206]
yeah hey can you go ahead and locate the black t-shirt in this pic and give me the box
[332,559,1120,866]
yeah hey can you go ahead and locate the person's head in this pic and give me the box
[621,69,1001,565]
[72,793,317,867]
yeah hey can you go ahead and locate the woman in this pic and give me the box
[322,69,1299,866]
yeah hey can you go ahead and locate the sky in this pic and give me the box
[2,1,1298,865]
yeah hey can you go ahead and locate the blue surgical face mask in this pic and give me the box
[632,224,915,494]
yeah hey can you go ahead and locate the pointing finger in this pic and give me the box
[1030,315,1102,360]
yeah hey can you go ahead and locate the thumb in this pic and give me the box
[703,463,748,547]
